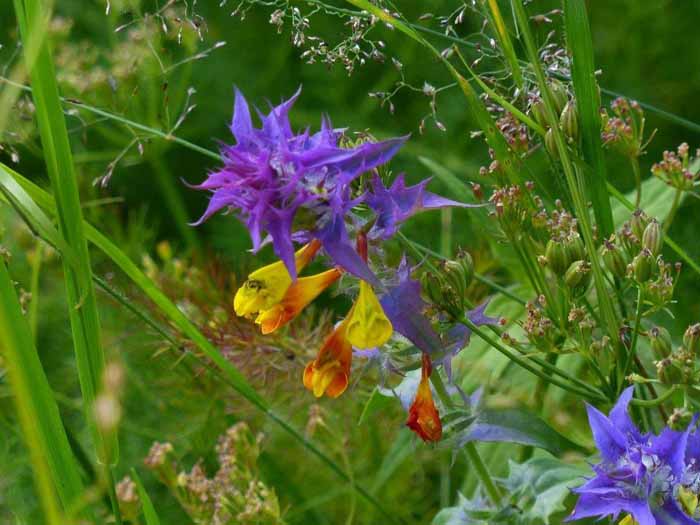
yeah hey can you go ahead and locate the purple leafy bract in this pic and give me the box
[191,87,406,279]
[439,299,499,382]
[569,387,695,525]
[379,259,443,354]
[366,174,478,240]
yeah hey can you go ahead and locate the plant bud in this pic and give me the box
[548,80,568,116]
[545,239,570,276]
[530,98,548,129]
[455,250,475,288]
[649,326,673,360]
[656,357,682,385]
[630,210,649,241]
[601,239,628,279]
[679,485,700,517]
[421,272,444,307]
[668,407,694,431]
[544,128,559,159]
[641,219,663,256]
[683,323,700,354]
[631,248,654,282]
[564,260,591,296]
[442,259,468,308]
[560,101,578,141]
[565,233,585,262]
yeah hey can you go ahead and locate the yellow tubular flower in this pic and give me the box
[255,268,342,334]
[345,280,393,349]
[233,239,321,317]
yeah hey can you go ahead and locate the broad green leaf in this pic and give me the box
[460,408,585,456]
[612,175,689,226]
[502,457,587,523]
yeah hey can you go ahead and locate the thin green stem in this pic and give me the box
[464,442,502,505]
[631,157,642,208]
[431,373,502,506]
[621,288,644,392]
[631,385,678,407]
[460,317,606,401]
[28,242,42,343]
[664,188,683,234]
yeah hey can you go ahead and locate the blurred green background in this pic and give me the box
[2,1,700,523]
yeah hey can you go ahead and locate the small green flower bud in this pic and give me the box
[601,239,628,279]
[529,98,548,129]
[668,407,694,431]
[548,80,569,116]
[683,323,700,354]
[565,233,585,262]
[421,272,445,307]
[656,357,683,385]
[456,250,475,288]
[442,259,468,309]
[544,128,559,159]
[545,239,570,276]
[631,248,654,282]
[642,219,663,256]
[560,101,578,141]
[630,209,649,241]
[564,260,591,296]
[649,326,673,360]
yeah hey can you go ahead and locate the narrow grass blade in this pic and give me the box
[131,470,161,525]
[483,0,523,89]
[564,0,614,238]
[0,259,84,523]
[13,0,117,470]
[0,163,401,524]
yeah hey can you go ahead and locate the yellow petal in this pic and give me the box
[346,280,393,349]
[233,240,321,317]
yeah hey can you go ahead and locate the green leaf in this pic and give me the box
[131,470,161,525]
[460,408,585,456]
[612,175,688,226]
[502,457,587,523]
[0,258,84,523]
[564,0,614,238]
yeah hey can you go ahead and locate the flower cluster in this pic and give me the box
[192,88,477,441]
[570,387,700,525]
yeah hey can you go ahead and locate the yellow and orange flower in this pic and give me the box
[345,280,393,349]
[255,268,342,334]
[406,353,442,442]
[233,240,321,318]
[303,315,353,398]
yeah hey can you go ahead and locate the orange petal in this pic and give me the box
[406,354,442,442]
[255,268,341,334]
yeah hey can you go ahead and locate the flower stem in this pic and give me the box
[430,373,502,506]
[464,441,503,506]
[664,188,683,233]
[631,157,642,208]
